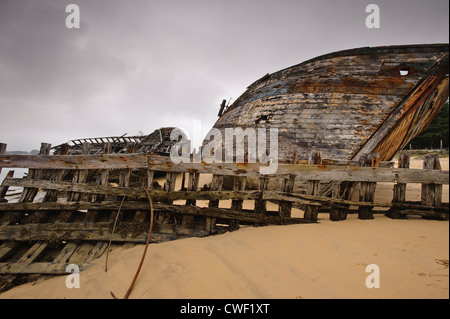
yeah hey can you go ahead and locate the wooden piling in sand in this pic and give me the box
[421,154,445,220]
[304,151,322,222]
[358,153,379,220]
[386,153,410,219]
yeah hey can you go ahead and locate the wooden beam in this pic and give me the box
[279,175,295,218]
[147,155,449,184]
[0,262,94,275]
[386,154,410,219]
[0,153,148,170]
[304,151,322,222]
[262,192,449,212]
[0,201,310,225]
[0,178,261,202]
[0,153,448,184]
[421,154,444,220]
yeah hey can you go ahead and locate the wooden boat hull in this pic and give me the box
[210,44,449,161]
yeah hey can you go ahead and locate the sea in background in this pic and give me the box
[0,167,28,202]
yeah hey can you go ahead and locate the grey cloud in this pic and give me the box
[0,0,448,151]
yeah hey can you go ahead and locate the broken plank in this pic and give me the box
[0,222,183,243]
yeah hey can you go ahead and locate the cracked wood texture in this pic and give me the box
[208,44,449,162]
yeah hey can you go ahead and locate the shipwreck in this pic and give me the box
[211,43,449,162]
[0,44,448,294]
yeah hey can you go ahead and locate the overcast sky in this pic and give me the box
[0,0,448,151]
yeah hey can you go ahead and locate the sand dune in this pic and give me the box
[0,157,448,299]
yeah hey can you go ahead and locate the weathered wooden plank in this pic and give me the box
[0,170,14,202]
[0,262,93,275]
[147,155,449,184]
[53,242,79,263]
[0,241,19,261]
[68,143,91,202]
[0,201,309,226]
[43,144,69,202]
[1,153,448,184]
[1,194,447,213]
[304,151,322,222]
[19,143,51,203]
[329,181,352,221]
[386,154,410,219]
[0,178,262,202]
[262,192,449,212]
[254,177,269,220]
[90,142,111,203]
[358,153,379,219]
[356,55,449,160]
[185,172,200,206]
[229,176,247,230]
[0,153,148,170]
[0,222,181,243]
[421,155,444,220]
[279,174,295,218]
[181,172,201,229]
[205,175,223,233]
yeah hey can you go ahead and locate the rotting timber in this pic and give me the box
[0,44,449,294]
[209,44,449,162]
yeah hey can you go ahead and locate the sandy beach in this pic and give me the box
[0,157,448,299]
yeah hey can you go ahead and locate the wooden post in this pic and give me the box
[185,172,200,206]
[357,153,379,220]
[158,171,178,225]
[231,176,246,211]
[118,142,135,188]
[43,143,69,202]
[421,154,443,219]
[254,177,269,222]
[84,143,113,222]
[386,154,409,219]
[145,169,155,190]
[91,142,111,202]
[279,175,295,219]
[164,172,178,203]
[229,176,246,230]
[208,175,223,209]
[304,151,322,222]
[181,172,186,191]
[68,143,90,202]
[19,143,51,203]
[330,181,352,221]
[182,172,200,228]
[206,174,223,233]
[0,143,6,176]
